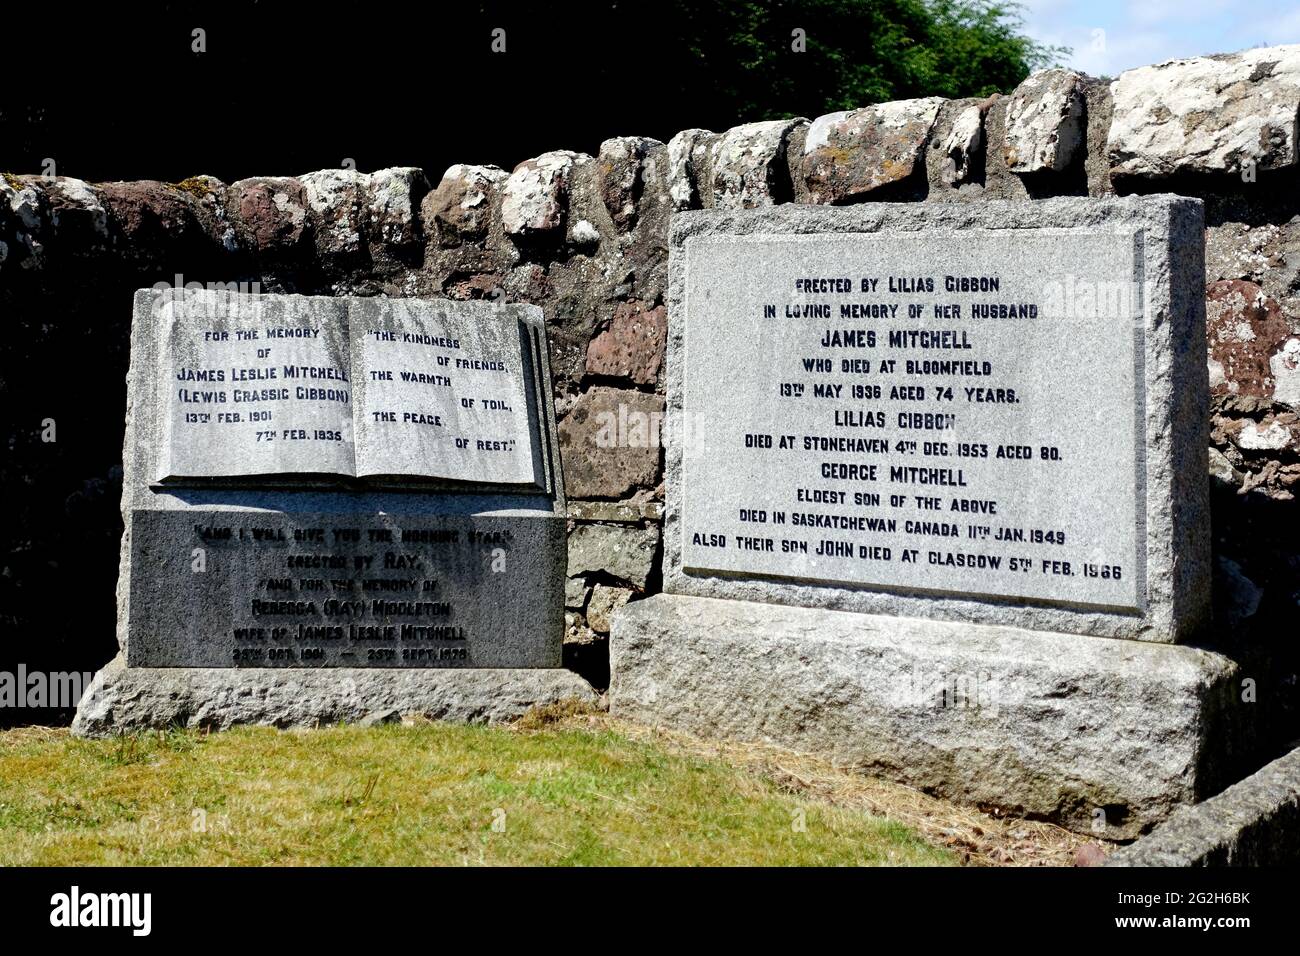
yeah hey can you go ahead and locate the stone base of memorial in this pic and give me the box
[73,290,593,736]
[611,197,1252,838]
[73,656,596,735]
[610,595,1240,839]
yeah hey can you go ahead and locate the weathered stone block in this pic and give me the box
[802,98,943,203]
[422,164,507,243]
[597,136,663,232]
[586,584,633,633]
[558,385,663,498]
[567,495,663,523]
[74,655,596,736]
[297,166,426,264]
[502,150,587,236]
[98,180,205,255]
[227,176,312,255]
[566,522,659,589]
[1206,279,1293,399]
[1003,69,1085,173]
[1108,744,1300,866]
[0,175,47,268]
[1208,447,1244,489]
[564,612,601,647]
[935,101,986,188]
[169,175,234,252]
[585,301,667,386]
[1272,338,1300,408]
[1,175,42,232]
[1205,219,1300,320]
[300,168,368,262]
[1224,414,1299,452]
[44,177,109,245]
[611,594,1242,839]
[666,128,715,210]
[365,166,428,251]
[1109,44,1300,178]
[710,119,805,209]
[564,575,589,609]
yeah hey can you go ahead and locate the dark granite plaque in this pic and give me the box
[127,510,563,667]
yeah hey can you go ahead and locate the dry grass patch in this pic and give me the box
[0,720,952,867]
[570,713,1113,866]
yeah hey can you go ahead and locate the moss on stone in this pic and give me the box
[170,176,215,200]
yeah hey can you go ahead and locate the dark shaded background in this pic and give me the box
[2,0,1048,183]
[5,2,820,183]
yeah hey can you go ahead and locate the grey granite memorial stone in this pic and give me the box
[73,289,594,735]
[666,199,1210,642]
[611,197,1247,837]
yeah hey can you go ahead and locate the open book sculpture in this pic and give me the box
[155,291,552,491]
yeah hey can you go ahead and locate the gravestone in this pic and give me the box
[73,289,594,734]
[611,197,1247,838]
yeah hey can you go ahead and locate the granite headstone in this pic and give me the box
[612,197,1243,837]
[73,289,593,733]
[665,198,1210,642]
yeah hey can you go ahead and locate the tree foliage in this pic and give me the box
[669,0,1067,122]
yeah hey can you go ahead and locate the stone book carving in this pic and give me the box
[155,291,549,491]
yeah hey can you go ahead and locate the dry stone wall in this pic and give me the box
[3,43,1299,696]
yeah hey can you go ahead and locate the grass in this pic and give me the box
[0,717,956,867]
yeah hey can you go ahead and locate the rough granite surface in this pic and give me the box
[611,594,1241,839]
[1107,744,1300,866]
[73,655,597,736]
[1108,45,1300,178]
